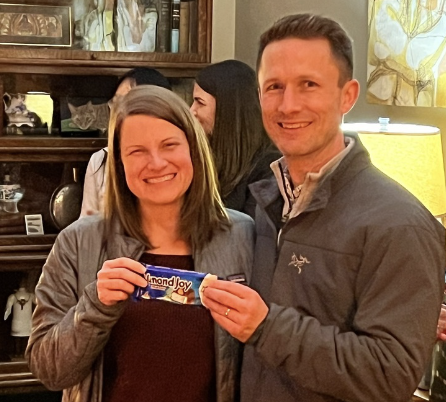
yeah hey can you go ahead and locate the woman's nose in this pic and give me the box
[146,151,168,170]
[190,102,198,116]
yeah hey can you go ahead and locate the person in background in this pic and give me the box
[26,86,254,402]
[190,60,280,218]
[429,288,446,401]
[80,67,171,217]
[201,13,445,402]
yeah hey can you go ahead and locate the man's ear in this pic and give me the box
[341,79,360,114]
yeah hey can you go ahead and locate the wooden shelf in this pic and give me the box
[0,235,56,270]
[0,0,212,78]
[0,361,44,394]
[0,58,210,78]
[0,136,107,162]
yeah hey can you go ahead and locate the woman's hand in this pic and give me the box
[437,305,446,341]
[97,257,147,306]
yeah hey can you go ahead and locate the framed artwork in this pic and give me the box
[367,0,446,107]
[60,96,109,138]
[0,3,71,47]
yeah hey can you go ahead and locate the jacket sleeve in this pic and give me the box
[25,228,126,391]
[80,151,105,217]
[248,225,445,402]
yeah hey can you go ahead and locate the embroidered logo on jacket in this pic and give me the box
[289,253,311,274]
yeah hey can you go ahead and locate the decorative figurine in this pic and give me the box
[4,285,35,359]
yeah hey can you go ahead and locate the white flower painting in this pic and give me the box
[367,0,446,107]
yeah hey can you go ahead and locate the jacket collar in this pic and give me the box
[250,133,372,222]
[105,216,146,261]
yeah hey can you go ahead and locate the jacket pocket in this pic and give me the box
[270,241,361,330]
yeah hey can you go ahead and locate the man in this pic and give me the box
[201,13,446,402]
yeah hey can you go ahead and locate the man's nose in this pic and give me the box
[277,87,302,114]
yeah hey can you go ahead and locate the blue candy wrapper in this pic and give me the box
[133,264,218,306]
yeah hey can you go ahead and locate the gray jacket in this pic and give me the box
[242,135,445,402]
[26,209,254,402]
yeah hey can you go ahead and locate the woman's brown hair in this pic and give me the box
[104,85,230,252]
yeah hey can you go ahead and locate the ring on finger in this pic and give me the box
[225,308,231,317]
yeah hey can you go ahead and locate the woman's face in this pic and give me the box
[190,83,216,136]
[108,78,134,108]
[120,114,193,210]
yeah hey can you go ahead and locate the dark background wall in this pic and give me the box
[234,0,446,159]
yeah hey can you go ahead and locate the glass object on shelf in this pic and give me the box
[50,167,83,230]
[0,174,25,214]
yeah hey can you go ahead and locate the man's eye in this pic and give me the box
[266,83,281,91]
[305,81,317,88]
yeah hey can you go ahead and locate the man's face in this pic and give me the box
[258,38,358,167]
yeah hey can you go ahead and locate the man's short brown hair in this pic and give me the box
[257,13,354,86]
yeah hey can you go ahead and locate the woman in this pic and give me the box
[80,67,172,216]
[190,59,280,218]
[26,86,254,402]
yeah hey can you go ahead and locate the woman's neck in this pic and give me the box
[140,203,191,255]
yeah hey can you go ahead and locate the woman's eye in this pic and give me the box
[164,142,178,148]
[193,99,205,106]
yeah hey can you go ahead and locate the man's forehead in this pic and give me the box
[258,38,341,81]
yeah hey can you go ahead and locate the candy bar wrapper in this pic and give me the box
[133,264,218,306]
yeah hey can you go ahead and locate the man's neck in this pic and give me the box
[286,135,345,186]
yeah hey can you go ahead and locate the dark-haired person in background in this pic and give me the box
[191,59,280,218]
[201,14,445,402]
[80,67,172,216]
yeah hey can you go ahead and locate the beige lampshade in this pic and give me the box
[342,123,446,217]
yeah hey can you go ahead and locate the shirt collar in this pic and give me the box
[271,136,355,219]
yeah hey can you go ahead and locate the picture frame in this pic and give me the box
[0,3,72,47]
[25,214,44,235]
[60,96,110,138]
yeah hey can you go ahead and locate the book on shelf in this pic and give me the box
[171,0,181,53]
[156,0,171,52]
[188,0,198,53]
[179,0,190,53]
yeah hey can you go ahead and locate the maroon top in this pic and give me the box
[102,253,216,402]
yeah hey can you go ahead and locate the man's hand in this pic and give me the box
[201,280,268,343]
[437,305,446,341]
[97,257,147,306]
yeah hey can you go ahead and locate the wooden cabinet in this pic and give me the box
[0,0,212,76]
[0,0,212,397]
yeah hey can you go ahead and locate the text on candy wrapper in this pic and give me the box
[145,274,193,292]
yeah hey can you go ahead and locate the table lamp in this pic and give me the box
[341,122,446,219]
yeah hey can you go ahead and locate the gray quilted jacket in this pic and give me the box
[26,209,254,402]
